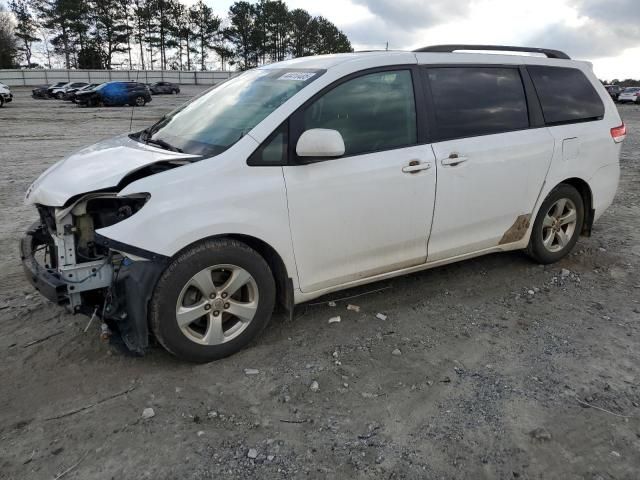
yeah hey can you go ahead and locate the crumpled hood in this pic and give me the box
[25,134,199,206]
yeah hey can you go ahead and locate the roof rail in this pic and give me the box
[413,44,571,60]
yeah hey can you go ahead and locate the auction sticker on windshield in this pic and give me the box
[278,72,317,81]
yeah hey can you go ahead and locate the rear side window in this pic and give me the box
[302,70,417,157]
[528,66,604,125]
[427,67,529,140]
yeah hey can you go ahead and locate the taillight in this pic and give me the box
[611,123,626,143]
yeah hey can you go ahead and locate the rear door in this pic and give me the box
[423,66,555,261]
[282,68,437,293]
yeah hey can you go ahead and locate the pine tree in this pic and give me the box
[9,0,40,67]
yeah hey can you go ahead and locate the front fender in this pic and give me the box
[97,142,298,289]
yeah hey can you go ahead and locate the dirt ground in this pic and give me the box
[1,86,639,480]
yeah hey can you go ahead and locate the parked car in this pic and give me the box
[0,82,12,107]
[617,87,640,104]
[46,82,71,97]
[51,81,89,99]
[32,85,52,99]
[64,83,101,102]
[22,45,624,362]
[604,84,623,102]
[75,81,152,107]
[149,81,180,95]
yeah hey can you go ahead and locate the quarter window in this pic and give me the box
[528,66,604,125]
[301,70,417,157]
[248,122,288,166]
[427,67,529,140]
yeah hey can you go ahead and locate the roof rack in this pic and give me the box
[413,44,571,60]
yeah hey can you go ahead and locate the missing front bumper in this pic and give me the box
[20,223,67,304]
[20,222,167,355]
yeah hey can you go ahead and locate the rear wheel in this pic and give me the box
[55,92,64,99]
[172,89,178,94]
[150,239,276,363]
[0,96,4,108]
[134,96,146,106]
[526,184,584,264]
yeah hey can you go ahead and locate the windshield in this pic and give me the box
[623,87,640,92]
[143,68,324,156]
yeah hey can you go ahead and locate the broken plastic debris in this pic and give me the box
[328,301,337,307]
[347,304,361,312]
[100,322,112,341]
[375,313,387,321]
[328,316,341,324]
[142,407,155,419]
[244,368,260,375]
[310,380,320,392]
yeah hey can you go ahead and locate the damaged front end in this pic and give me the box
[20,193,166,354]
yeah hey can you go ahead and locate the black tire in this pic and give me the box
[0,96,4,108]
[526,184,584,264]
[134,96,146,106]
[172,89,178,94]
[56,92,64,99]
[150,238,276,363]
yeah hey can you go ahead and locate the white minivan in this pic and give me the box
[22,45,624,362]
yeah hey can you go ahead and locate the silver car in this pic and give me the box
[618,87,640,104]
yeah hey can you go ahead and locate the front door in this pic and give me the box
[283,68,437,293]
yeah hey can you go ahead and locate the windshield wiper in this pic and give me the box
[146,137,183,153]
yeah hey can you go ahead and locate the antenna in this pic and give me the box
[129,67,141,132]
[385,42,388,51]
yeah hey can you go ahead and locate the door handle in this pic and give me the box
[402,160,432,174]
[441,153,469,166]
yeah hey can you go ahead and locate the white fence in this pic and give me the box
[0,69,234,87]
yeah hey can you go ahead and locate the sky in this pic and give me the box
[199,0,640,80]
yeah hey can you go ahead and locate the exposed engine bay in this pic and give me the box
[21,191,163,354]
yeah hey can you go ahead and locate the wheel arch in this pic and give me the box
[556,177,594,236]
[172,233,294,315]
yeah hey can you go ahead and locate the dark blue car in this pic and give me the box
[75,81,152,107]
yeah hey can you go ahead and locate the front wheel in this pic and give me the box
[0,96,4,108]
[134,96,146,107]
[150,239,276,362]
[526,184,584,264]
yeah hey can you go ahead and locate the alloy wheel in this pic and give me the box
[175,264,259,345]
[541,198,578,253]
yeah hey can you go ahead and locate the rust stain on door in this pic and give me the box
[499,214,531,245]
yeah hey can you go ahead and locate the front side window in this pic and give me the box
[528,66,604,125]
[144,68,323,156]
[301,70,417,157]
[427,67,529,141]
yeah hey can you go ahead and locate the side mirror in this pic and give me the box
[296,129,345,159]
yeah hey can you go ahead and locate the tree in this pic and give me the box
[92,0,129,69]
[288,8,312,58]
[225,1,257,70]
[190,0,221,70]
[311,16,351,55]
[261,0,289,62]
[34,0,90,68]
[0,5,18,68]
[9,0,40,67]
[131,0,148,69]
